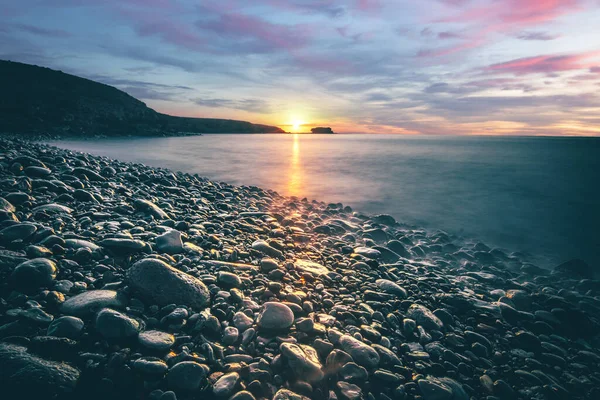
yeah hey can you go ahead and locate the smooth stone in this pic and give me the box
[338,335,380,369]
[0,222,37,242]
[0,343,79,398]
[407,304,444,330]
[230,391,256,400]
[138,330,175,352]
[252,240,283,259]
[12,258,57,288]
[260,258,279,272]
[32,203,72,214]
[418,379,452,400]
[337,381,363,400]
[133,357,169,375]
[0,197,16,212]
[168,361,207,391]
[213,372,240,397]
[24,166,52,177]
[61,290,126,317]
[233,311,254,331]
[95,308,140,339]
[294,259,329,275]
[99,238,147,254]
[280,343,324,383]
[127,258,210,309]
[217,271,242,288]
[134,199,171,219]
[65,238,100,251]
[223,326,239,345]
[256,302,294,331]
[156,230,184,254]
[272,389,310,400]
[353,246,381,259]
[375,279,407,298]
[340,362,368,381]
[47,316,85,339]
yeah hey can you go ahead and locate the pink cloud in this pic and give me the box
[356,0,381,12]
[421,0,582,59]
[486,51,600,75]
[440,0,581,26]
[199,11,311,51]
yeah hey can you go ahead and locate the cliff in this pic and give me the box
[0,60,284,137]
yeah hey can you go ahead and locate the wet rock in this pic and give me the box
[11,258,57,289]
[337,381,363,400]
[407,304,443,330]
[61,290,127,316]
[0,222,37,242]
[218,271,242,288]
[95,308,140,339]
[133,357,169,376]
[156,230,184,254]
[338,335,380,369]
[257,302,294,331]
[280,343,324,383]
[99,238,147,254]
[375,279,407,298]
[252,240,283,259]
[47,316,85,339]
[294,259,329,275]
[213,372,240,397]
[0,343,79,398]
[134,199,170,219]
[127,258,210,309]
[138,330,175,352]
[32,203,72,214]
[168,361,207,391]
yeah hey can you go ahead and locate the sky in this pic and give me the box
[2,0,600,135]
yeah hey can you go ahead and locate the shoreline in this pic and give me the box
[1,137,599,400]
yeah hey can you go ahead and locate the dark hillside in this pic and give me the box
[0,60,284,136]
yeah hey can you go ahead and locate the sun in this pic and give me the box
[292,120,303,132]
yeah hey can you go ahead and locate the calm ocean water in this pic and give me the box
[49,134,600,268]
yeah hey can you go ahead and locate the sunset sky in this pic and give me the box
[2,0,600,135]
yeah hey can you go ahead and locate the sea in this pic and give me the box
[48,134,600,268]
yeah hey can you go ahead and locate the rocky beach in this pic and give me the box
[1,136,599,400]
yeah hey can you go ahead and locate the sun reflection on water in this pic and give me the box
[288,134,303,196]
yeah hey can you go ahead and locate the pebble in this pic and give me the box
[338,335,380,369]
[167,361,207,391]
[47,316,85,339]
[127,258,210,309]
[138,330,175,352]
[256,302,294,330]
[213,372,240,397]
[156,230,184,254]
[280,343,324,383]
[11,258,57,289]
[61,290,126,316]
[95,308,140,339]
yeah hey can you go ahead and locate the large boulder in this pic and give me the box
[0,343,79,398]
[127,258,210,309]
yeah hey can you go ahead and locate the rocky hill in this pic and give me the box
[0,60,284,137]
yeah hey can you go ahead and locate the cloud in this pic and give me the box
[439,0,581,26]
[485,51,600,75]
[517,31,560,41]
[15,23,72,38]
[194,97,274,114]
[196,8,312,53]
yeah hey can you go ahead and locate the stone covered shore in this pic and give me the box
[0,137,599,400]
